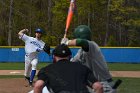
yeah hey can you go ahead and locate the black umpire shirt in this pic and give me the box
[37,59,97,93]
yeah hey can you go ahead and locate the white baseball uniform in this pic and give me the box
[19,34,45,77]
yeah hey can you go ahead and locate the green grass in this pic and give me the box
[114,77,140,93]
[0,62,140,71]
[0,75,38,80]
[0,62,51,70]
[108,63,140,71]
[0,62,140,93]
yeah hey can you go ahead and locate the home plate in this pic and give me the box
[10,71,21,74]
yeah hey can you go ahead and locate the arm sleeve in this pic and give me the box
[76,39,89,52]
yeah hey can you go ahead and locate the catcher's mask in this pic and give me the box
[74,25,91,40]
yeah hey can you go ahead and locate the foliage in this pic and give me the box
[108,0,140,46]
[0,0,139,46]
[128,29,140,46]
[107,35,118,46]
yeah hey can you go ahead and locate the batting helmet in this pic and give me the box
[73,25,91,40]
[35,28,43,33]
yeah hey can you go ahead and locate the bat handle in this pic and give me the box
[63,33,66,38]
[64,29,67,38]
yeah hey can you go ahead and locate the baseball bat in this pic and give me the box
[64,0,76,38]
[112,79,122,89]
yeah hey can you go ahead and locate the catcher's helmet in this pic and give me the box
[74,25,91,40]
[35,28,43,33]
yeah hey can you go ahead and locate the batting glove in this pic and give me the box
[61,38,70,45]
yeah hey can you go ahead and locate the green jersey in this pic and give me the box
[71,40,112,81]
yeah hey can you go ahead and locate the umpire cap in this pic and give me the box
[53,44,72,57]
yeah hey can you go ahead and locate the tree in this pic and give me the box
[0,0,139,46]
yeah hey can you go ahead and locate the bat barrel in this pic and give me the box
[112,79,122,89]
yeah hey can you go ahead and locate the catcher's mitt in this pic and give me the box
[43,43,50,55]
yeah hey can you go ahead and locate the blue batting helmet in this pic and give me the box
[35,28,43,33]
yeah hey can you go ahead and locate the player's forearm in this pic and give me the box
[34,80,44,93]
[18,29,28,36]
[67,39,76,46]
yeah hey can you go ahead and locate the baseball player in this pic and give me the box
[61,25,117,93]
[18,28,50,87]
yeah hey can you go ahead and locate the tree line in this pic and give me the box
[0,0,140,46]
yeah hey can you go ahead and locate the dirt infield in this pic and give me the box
[0,70,140,93]
[0,78,33,93]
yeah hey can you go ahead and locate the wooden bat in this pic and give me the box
[64,0,76,38]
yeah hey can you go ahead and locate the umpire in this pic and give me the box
[34,44,103,93]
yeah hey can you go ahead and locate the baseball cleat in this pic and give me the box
[25,77,30,83]
[25,76,30,81]
[29,81,33,87]
[25,76,32,87]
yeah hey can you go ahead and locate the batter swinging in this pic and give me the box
[61,25,117,93]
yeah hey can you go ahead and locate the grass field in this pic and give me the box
[114,77,140,93]
[0,62,140,93]
[0,62,51,70]
[108,63,140,71]
[0,62,140,70]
